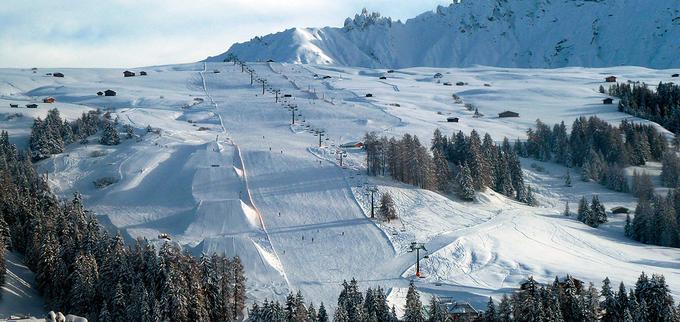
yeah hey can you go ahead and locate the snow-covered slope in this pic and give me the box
[2,62,680,314]
[208,1,680,69]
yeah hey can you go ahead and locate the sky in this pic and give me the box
[0,0,452,68]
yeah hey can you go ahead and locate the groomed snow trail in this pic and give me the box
[203,62,396,305]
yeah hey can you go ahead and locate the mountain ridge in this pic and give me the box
[206,0,680,69]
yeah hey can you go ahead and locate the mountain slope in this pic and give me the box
[207,0,680,69]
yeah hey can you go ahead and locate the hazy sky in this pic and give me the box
[0,0,451,68]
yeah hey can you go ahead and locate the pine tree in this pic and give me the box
[565,170,572,187]
[564,201,571,216]
[318,302,329,322]
[333,305,350,322]
[404,281,424,322]
[379,192,397,221]
[232,256,247,319]
[589,195,607,227]
[577,196,590,224]
[525,186,537,206]
[601,277,618,322]
[457,163,476,201]
[483,297,497,322]
[498,294,512,322]
[100,118,120,146]
[427,296,445,322]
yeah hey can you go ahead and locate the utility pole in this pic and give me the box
[290,106,297,125]
[408,242,428,278]
[261,80,266,95]
[318,131,324,147]
[250,72,253,85]
[339,150,345,167]
[367,185,378,219]
[275,90,280,103]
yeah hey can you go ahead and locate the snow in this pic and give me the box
[1,61,680,314]
[208,0,680,69]
[0,252,44,319]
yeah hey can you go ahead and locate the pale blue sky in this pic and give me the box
[0,0,452,68]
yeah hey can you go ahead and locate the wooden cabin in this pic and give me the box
[9,103,19,108]
[672,74,679,78]
[104,89,117,97]
[443,82,452,86]
[434,72,443,79]
[387,69,395,73]
[267,59,275,63]
[26,104,38,108]
[365,93,373,98]
[43,97,55,103]
[611,206,630,214]
[456,81,466,86]
[447,117,459,123]
[605,76,617,83]
[499,111,519,118]
[139,71,147,76]
[53,72,64,78]
[123,70,135,77]
[97,91,104,96]
[603,98,614,105]
[379,76,387,80]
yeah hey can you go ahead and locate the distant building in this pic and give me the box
[26,104,38,108]
[379,76,387,80]
[672,73,679,78]
[97,91,104,96]
[447,117,459,123]
[9,103,19,108]
[499,111,519,118]
[456,81,466,86]
[611,206,630,214]
[139,71,148,76]
[267,59,275,63]
[434,72,443,79]
[43,97,55,103]
[603,98,614,104]
[322,75,332,79]
[104,89,117,97]
[340,141,364,149]
[436,298,480,322]
[387,69,395,73]
[53,72,64,78]
[365,93,373,97]
[605,76,617,83]
[123,70,135,77]
[443,82,452,86]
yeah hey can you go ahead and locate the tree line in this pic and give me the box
[519,116,667,193]
[626,188,680,248]
[247,271,677,322]
[1,130,246,321]
[609,81,680,134]
[364,129,533,204]
[29,108,131,161]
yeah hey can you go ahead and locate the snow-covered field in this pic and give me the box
[1,62,680,314]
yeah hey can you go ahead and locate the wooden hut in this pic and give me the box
[43,97,55,103]
[9,103,19,108]
[139,71,147,76]
[605,76,617,83]
[53,72,64,78]
[26,104,38,108]
[603,98,614,105]
[672,73,679,78]
[447,117,459,123]
[611,206,630,214]
[123,71,135,77]
[104,89,117,97]
[97,91,104,96]
[499,111,519,118]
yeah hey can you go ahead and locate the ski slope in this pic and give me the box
[1,62,680,313]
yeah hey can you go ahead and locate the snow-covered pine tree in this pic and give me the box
[379,192,397,221]
[564,201,571,216]
[427,296,445,322]
[232,256,247,319]
[403,280,424,322]
[601,277,618,322]
[589,195,607,227]
[457,163,476,201]
[318,302,329,322]
[100,118,120,146]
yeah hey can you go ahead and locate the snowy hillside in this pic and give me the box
[2,62,680,315]
[208,0,680,69]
